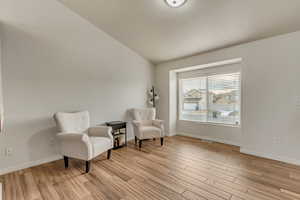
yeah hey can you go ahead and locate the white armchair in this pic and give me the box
[53,111,113,173]
[132,108,165,148]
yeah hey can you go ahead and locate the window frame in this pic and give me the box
[178,72,242,128]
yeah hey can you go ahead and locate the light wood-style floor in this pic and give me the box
[2,136,300,200]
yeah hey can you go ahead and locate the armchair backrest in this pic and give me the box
[54,111,90,133]
[132,108,156,121]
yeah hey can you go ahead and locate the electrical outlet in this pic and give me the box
[5,148,13,156]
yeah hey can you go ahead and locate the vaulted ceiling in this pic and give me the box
[60,0,300,64]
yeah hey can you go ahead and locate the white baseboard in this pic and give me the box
[177,132,241,147]
[0,155,62,176]
[240,148,300,166]
[168,132,177,137]
[177,132,300,166]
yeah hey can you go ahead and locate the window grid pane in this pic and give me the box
[181,78,207,122]
[207,73,240,125]
[180,72,241,126]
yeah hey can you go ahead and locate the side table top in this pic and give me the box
[105,121,126,126]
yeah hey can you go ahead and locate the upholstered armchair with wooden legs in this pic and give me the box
[132,108,165,148]
[53,111,113,173]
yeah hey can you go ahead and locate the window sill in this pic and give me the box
[178,119,241,128]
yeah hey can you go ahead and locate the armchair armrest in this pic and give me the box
[132,120,143,139]
[152,119,163,125]
[56,133,93,160]
[152,120,164,127]
[88,126,113,140]
[132,120,142,127]
[152,120,165,137]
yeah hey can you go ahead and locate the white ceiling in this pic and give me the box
[60,0,300,64]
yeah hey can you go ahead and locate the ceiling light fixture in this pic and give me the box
[165,0,187,8]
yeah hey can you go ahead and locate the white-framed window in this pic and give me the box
[179,72,241,126]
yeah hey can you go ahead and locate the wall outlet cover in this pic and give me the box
[5,148,13,156]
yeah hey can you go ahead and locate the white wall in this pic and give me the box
[0,0,154,174]
[0,24,3,133]
[156,31,300,165]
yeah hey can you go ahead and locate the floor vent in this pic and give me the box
[201,139,213,143]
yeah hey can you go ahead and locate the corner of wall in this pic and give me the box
[168,70,177,135]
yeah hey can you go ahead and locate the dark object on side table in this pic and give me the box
[105,121,127,149]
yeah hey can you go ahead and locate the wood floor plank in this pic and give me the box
[3,173,25,200]
[37,183,61,200]
[182,190,207,200]
[2,136,300,200]
[19,172,43,200]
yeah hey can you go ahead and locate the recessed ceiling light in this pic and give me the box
[165,0,187,8]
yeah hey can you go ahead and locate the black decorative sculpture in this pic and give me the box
[149,86,159,108]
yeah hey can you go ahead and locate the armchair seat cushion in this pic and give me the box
[90,137,112,158]
[140,126,162,139]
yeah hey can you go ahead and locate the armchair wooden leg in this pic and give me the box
[135,136,138,145]
[139,140,142,149]
[107,149,112,159]
[160,137,164,146]
[64,156,69,169]
[86,161,91,173]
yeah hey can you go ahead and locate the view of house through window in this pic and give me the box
[179,72,241,126]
